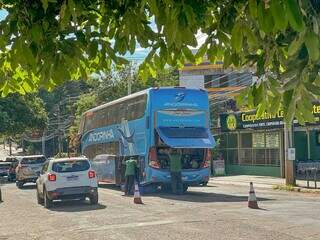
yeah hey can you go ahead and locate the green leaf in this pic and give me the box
[313,16,319,35]
[231,22,243,53]
[223,50,231,68]
[305,31,319,61]
[207,44,217,63]
[31,24,42,44]
[41,0,48,12]
[305,82,320,95]
[235,88,249,107]
[286,0,305,32]
[148,0,158,15]
[288,31,305,56]
[269,96,281,115]
[284,94,296,123]
[60,0,67,20]
[68,0,77,22]
[182,46,195,63]
[298,99,315,123]
[129,37,136,54]
[282,76,299,91]
[249,0,257,18]
[270,0,288,31]
[243,26,258,48]
[88,41,98,58]
[258,2,269,33]
[182,27,197,47]
[195,44,207,64]
[256,102,266,117]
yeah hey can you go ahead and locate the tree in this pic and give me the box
[0,0,319,121]
[0,94,48,138]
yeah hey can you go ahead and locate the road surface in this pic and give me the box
[0,181,319,240]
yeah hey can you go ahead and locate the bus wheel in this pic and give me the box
[182,185,188,193]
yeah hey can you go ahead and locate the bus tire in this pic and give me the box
[182,185,188,193]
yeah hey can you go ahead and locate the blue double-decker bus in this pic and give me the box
[78,87,215,191]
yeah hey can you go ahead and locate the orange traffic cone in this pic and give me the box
[248,182,259,209]
[133,182,143,204]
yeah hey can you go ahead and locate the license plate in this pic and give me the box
[67,176,79,181]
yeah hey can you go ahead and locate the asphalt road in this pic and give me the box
[0,181,319,240]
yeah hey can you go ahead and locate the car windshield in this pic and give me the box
[21,157,46,165]
[52,160,90,173]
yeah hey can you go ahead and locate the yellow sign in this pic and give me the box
[226,114,237,131]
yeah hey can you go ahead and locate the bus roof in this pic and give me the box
[83,87,206,115]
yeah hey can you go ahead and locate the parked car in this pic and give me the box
[0,162,11,177]
[5,157,18,182]
[36,157,98,208]
[16,155,46,188]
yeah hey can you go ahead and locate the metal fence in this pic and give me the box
[296,161,320,188]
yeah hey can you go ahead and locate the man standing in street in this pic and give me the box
[123,157,137,196]
[168,148,183,194]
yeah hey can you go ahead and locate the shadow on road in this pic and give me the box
[19,184,37,190]
[48,200,107,212]
[154,190,273,203]
[98,183,120,190]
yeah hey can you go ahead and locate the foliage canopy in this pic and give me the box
[0,0,320,122]
[0,94,47,137]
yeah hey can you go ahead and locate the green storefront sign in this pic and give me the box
[220,103,320,131]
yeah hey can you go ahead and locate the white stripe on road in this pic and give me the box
[77,220,177,232]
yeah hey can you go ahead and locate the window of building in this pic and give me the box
[218,130,281,167]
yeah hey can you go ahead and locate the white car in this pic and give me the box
[36,157,98,208]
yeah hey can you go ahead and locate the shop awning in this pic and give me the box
[156,127,216,148]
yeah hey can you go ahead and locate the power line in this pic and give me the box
[204,70,253,87]
[208,75,252,99]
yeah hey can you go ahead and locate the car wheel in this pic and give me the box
[16,181,24,189]
[89,192,98,205]
[36,187,44,205]
[44,189,52,209]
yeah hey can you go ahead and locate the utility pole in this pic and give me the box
[58,103,62,157]
[128,62,133,95]
[8,138,12,156]
[41,131,46,156]
[284,122,296,185]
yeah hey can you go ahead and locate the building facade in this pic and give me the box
[217,106,320,177]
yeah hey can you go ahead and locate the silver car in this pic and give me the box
[16,155,46,188]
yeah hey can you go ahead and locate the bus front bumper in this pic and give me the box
[147,168,210,186]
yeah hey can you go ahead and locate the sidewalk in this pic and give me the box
[209,175,284,189]
[209,175,320,192]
